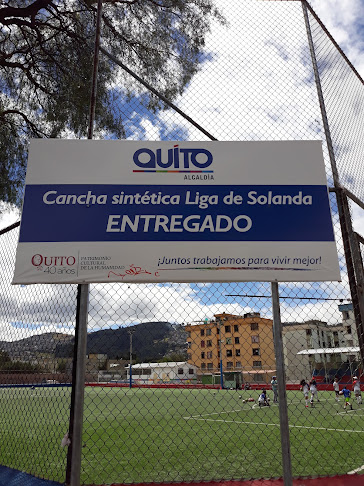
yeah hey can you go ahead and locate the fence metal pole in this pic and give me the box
[66,1,103,484]
[271,281,293,486]
[216,317,225,389]
[302,1,364,370]
[127,328,135,389]
[69,284,89,486]
[341,195,364,371]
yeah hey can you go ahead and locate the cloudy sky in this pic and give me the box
[1,0,363,340]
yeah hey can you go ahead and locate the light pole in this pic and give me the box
[216,316,226,389]
[127,328,136,389]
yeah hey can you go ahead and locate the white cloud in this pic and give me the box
[0,203,20,231]
[310,0,364,76]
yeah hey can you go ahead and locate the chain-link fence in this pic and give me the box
[1,1,364,485]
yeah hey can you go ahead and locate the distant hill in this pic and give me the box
[86,322,187,362]
[0,323,187,363]
[0,332,73,360]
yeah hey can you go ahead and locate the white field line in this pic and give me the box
[348,464,364,474]
[183,417,364,434]
[336,409,362,415]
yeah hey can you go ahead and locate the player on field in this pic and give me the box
[300,379,310,408]
[271,376,278,403]
[333,377,340,402]
[340,385,353,411]
[258,389,270,407]
[309,378,319,405]
[353,376,362,404]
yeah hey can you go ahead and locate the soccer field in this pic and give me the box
[1,386,364,484]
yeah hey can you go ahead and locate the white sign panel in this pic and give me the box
[12,140,340,284]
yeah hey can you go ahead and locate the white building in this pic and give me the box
[126,361,197,384]
[282,320,332,382]
[292,304,361,382]
[334,303,359,349]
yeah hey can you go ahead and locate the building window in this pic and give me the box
[201,363,206,369]
[207,351,213,359]
[252,348,260,356]
[306,329,312,335]
[225,325,231,333]
[178,368,184,375]
[347,326,352,334]
[253,373,264,382]
[207,363,213,370]
[200,329,205,336]
[226,337,232,345]
[347,340,354,347]
[343,311,350,320]
[207,340,212,347]
[188,368,194,375]
[253,360,262,368]
[217,327,220,335]
[201,340,205,348]
[235,337,240,344]
[227,362,233,369]
[227,349,233,357]
[251,335,259,343]
[236,361,242,368]
[132,369,152,376]
[201,352,205,359]
[234,325,239,333]
[250,323,259,331]
[206,329,212,336]
[236,349,241,357]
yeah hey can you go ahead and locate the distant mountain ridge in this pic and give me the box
[0,322,187,363]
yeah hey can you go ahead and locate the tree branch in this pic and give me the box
[0,0,53,22]
[0,109,48,136]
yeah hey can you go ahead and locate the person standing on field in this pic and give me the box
[309,378,319,406]
[353,376,362,404]
[271,376,278,403]
[300,379,310,408]
[333,377,340,402]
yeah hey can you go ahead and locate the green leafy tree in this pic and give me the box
[0,0,224,204]
[1,360,42,372]
[56,359,67,373]
[0,350,11,367]
[159,352,187,363]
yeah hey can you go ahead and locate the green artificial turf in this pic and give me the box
[1,386,364,484]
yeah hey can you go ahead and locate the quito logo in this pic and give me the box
[31,254,76,267]
[133,144,213,171]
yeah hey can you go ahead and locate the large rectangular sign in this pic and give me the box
[12,139,340,284]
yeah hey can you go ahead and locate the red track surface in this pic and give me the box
[94,475,364,486]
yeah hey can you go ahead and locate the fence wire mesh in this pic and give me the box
[0,225,77,484]
[0,1,364,485]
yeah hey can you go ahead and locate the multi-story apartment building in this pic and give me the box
[282,320,333,383]
[284,305,361,383]
[185,312,275,386]
[335,303,359,350]
[330,303,361,377]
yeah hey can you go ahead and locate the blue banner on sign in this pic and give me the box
[19,184,334,243]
